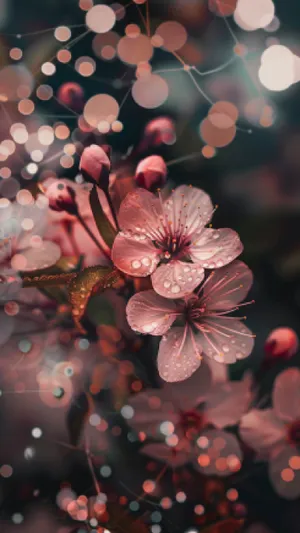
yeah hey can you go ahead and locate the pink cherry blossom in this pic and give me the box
[126,260,254,382]
[240,368,300,499]
[135,155,167,191]
[126,367,252,470]
[112,185,243,299]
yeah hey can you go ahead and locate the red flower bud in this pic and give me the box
[135,155,167,191]
[80,144,111,189]
[44,181,78,215]
[264,327,299,360]
[144,117,176,146]
[57,82,84,112]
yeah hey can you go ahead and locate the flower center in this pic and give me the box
[158,233,191,261]
[179,409,205,438]
[288,420,300,446]
[188,301,207,322]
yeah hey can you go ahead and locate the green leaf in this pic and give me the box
[68,266,121,334]
[87,293,116,327]
[90,185,117,249]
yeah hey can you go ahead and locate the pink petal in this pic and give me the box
[126,290,180,335]
[163,185,213,237]
[190,228,243,268]
[151,260,204,299]
[117,188,163,238]
[13,241,61,271]
[163,362,214,410]
[141,441,192,467]
[195,429,243,477]
[200,260,253,311]
[112,233,159,277]
[206,358,228,384]
[269,446,300,499]
[273,368,300,423]
[239,409,286,456]
[157,326,202,383]
[205,374,253,429]
[199,318,254,364]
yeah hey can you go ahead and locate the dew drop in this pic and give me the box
[171,284,181,294]
[132,260,142,269]
[142,257,151,266]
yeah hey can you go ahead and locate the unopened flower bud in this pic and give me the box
[43,181,78,215]
[264,327,299,360]
[80,144,111,189]
[144,117,176,146]
[135,155,167,191]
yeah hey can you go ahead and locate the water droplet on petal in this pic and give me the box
[171,284,181,294]
[131,260,142,269]
[142,257,151,266]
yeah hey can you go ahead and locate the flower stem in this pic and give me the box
[103,188,119,231]
[75,211,112,261]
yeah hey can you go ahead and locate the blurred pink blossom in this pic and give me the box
[135,155,167,191]
[0,198,61,273]
[240,368,300,499]
[127,261,254,382]
[126,367,252,471]
[112,186,243,299]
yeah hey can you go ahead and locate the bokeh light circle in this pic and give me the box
[155,21,187,52]
[84,94,120,127]
[86,5,116,34]
[117,34,153,65]
[132,74,169,109]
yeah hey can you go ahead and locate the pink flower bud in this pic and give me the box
[80,144,111,188]
[44,181,78,215]
[57,82,84,112]
[135,155,167,191]
[144,117,176,146]
[264,327,299,360]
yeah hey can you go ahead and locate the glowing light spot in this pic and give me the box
[86,5,116,34]
[143,480,156,494]
[132,74,169,109]
[41,62,56,76]
[198,454,210,467]
[259,45,296,92]
[55,26,71,42]
[281,468,295,482]
[117,34,153,66]
[227,488,239,501]
[84,94,119,128]
[155,21,187,52]
[289,456,300,470]
[234,0,275,31]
